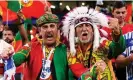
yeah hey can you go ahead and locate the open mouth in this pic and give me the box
[82,33,88,36]
[46,34,53,38]
[81,32,89,40]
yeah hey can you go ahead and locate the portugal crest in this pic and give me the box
[19,0,33,7]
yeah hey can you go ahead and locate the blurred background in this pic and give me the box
[0,0,132,36]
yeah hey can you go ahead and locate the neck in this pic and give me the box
[43,42,56,49]
[119,21,125,28]
[46,43,56,49]
[80,42,92,54]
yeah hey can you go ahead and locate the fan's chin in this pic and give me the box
[80,38,91,43]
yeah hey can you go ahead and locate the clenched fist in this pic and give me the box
[95,60,106,74]
[0,47,14,60]
[108,18,120,35]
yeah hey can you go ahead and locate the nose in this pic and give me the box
[5,35,9,39]
[82,24,87,31]
[119,13,123,17]
[47,27,52,32]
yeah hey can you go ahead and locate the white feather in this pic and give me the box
[69,24,76,55]
[88,8,95,15]
[95,13,109,27]
[99,29,108,38]
[93,24,100,51]
[62,6,108,55]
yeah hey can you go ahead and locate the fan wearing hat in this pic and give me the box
[0,11,74,80]
[62,7,126,80]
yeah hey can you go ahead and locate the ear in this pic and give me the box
[0,25,4,32]
[112,9,117,17]
[75,28,77,37]
[57,29,60,40]
[38,27,41,32]
[39,28,43,37]
[112,11,114,16]
[125,10,127,15]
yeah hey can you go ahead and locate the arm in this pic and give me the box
[68,53,97,79]
[108,31,126,58]
[115,32,133,67]
[67,53,88,78]
[107,18,126,58]
[17,10,29,45]
[115,54,132,68]
[13,43,31,67]
[69,63,88,78]
[69,63,97,79]
[1,42,31,67]
[17,24,29,45]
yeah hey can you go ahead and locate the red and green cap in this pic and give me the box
[36,13,59,27]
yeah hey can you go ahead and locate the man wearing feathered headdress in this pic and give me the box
[62,6,126,80]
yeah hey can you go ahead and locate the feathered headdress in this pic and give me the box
[62,6,108,55]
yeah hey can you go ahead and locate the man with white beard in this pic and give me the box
[62,6,126,80]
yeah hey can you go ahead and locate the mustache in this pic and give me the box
[81,32,89,35]
[45,33,54,38]
[0,32,2,39]
[5,38,13,43]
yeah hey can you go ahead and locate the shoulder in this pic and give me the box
[125,24,133,27]
[56,43,66,49]
[28,41,42,50]
[55,43,67,55]
[122,24,133,33]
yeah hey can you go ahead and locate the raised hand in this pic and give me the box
[17,9,25,23]
[95,60,106,74]
[108,18,120,35]
[45,6,52,14]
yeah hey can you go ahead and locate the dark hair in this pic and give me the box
[113,1,126,11]
[0,15,3,22]
[3,25,16,36]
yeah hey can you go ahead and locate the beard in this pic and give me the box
[0,32,2,39]
[79,32,93,44]
[80,38,92,43]
[4,38,13,44]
